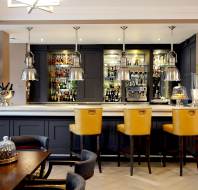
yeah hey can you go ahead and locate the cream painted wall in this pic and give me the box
[9,43,26,105]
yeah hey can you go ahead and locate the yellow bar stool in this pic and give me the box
[117,108,152,176]
[69,108,102,173]
[162,108,198,176]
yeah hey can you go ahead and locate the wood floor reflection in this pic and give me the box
[49,162,198,190]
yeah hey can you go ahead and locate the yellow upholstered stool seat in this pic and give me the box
[117,107,152,176]
[117,124,125,134]
[69,108,103,173]
[162,108,198,176]
[69,124,80,135]
[163,124,174,134]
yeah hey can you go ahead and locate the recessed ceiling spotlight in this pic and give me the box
[79,38,82,42]
[157,38,161,41]
[40,38,44,42]
[117,38,121,41]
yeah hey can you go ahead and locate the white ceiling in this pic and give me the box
[0,1,198,44]
[0,24,197,44]
[0,0,198,20]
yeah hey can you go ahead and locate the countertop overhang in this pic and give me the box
[0,104,174,117]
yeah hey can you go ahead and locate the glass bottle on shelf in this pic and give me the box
[104,49,149,102]
[104,50,121,102]
[48,51,77,102]
[152,49,171,103]
[125,50,148,102]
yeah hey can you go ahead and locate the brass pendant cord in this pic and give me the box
[121,26,127,52]
[27,27,33,53]
[74,26,80,52]
[169,25,176,52]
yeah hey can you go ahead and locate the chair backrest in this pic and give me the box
[11,135,49,151]
[75,108,102,135]
[66,172,85,190]
[124,108,152,135]
[75,149,97,180]
[172,108,198,136]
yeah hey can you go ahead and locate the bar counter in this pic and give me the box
[0,104,173,117]
[0,103,196,157]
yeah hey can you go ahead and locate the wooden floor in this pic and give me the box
[49,162,198,190]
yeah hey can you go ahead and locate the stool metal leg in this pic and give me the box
[129,136,134,176]
[97,135,102,173]
[146,135,152,174]
[70,132,73,160]
[183,137,186,166]
[117,132,121,167]
[80,136,84,152]
[162,132,167,167]
[179,136,184,176]
[138,136,141,165]
[197,157,198,169]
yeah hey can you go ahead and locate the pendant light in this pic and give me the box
[69,26,84,81]
[164,26,180,81]
[117,26,130,81]
[21,27,38,81]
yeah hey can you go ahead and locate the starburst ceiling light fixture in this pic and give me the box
[117,26,130,81]
[69,26,84,81]
[7,0,61,13]
[164,26,180,81]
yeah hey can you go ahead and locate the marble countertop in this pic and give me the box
[0,104,175,117]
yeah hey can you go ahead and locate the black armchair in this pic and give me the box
[44,149,97,180]
[23,172,86,190]
[11,135,49,151]
[23,150,95,190]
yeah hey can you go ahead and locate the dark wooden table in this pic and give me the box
[0,151,50,190]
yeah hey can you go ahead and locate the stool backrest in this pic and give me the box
[124,108,152,135]
[75,108,102,135]
[172,109,198,136]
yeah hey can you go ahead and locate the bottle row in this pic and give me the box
[50,80,74,90]
[104,88,121,102]
[50,90,76,102]
[126,86,147,101]
[48,54,73,65]
[129,72,147,86]
[49,67,70,78]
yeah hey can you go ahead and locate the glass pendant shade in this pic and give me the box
[164,26,181,82]
[69,26,84,81]
[21,51,38,81]
[118,26,130,81]
[69,67,84,81]
[21,27,38,81]
[117,66,130,81]
[164,66,180,81]
[21,67,38,81]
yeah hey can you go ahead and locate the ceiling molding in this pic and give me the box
[1,19,198,25]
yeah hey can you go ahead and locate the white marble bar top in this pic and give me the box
[0,104,177,117]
